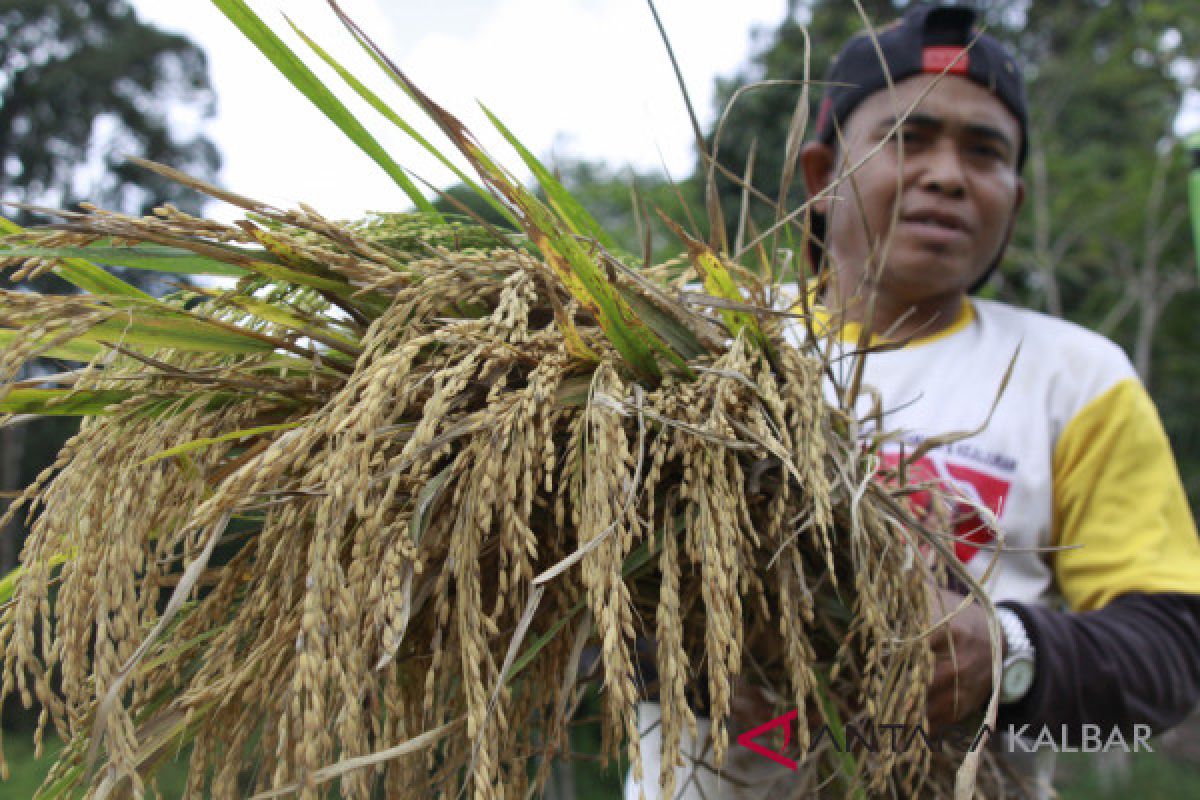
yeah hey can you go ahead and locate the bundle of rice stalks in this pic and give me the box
[0,2,1002,798]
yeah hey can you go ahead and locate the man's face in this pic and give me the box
[802,73,1025,308]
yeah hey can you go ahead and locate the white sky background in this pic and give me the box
[127,0,791,222]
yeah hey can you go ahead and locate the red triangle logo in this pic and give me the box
[735,710,798,771]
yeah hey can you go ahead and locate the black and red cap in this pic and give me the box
[815,2,1028,168]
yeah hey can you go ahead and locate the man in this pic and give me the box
[627,3,1200,798]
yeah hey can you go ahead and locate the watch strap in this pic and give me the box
[996,606,1035,704]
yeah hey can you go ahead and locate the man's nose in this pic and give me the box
[915,139,966,198]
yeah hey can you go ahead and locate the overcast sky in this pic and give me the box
[128,0,791,221]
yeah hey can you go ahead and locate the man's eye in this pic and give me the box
[890,130,924,146]
[971,143,1005,161]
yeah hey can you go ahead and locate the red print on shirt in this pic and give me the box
[878,452,1011,563]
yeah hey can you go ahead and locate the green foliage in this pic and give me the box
[1,736,190,798]
[1056,749,1200,799]
[1151,286,1200,503]
[0,0,220,220]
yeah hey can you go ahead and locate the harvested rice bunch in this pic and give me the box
[0,201,941,798]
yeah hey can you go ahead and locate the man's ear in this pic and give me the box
[800,141,837,213]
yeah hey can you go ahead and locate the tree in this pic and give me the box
[995,0,1199,380]
[0,0,220,219]
[0,0,222,591]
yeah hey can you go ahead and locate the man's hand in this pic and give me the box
[927,587,997,731]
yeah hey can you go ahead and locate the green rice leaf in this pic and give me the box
[618,284,710,362]
[0,551,73,606]
[0,389,134,416]
[243,257,357,295]
[815,667,867,800]
[208,292,361,349]
[139,420,305,466]
[1,217,153,299]
[139,392,279,419]
[82,306,279,355]
[508,524,663,681]
[0,296,279,359]
[411,465,454,545]
[4,203,361,296]
[0,244,250,278]
[507,604,580,680]
[33,764,86,800]
[534,225,670,379]
[0,329,104,362]
[553,374,593,408]
[209,0,436,215]
[662,215,767,350]
[138,628,226,679]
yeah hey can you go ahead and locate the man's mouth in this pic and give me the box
[897,210,970,244]
[899,210,968,232]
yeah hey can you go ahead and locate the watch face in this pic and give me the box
[1002,659,1035,699]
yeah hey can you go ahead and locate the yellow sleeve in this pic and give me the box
[1053,377,1200,611]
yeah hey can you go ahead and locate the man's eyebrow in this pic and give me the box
[875,113,1015,153]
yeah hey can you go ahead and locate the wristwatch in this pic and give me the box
[996,606,1036,704]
